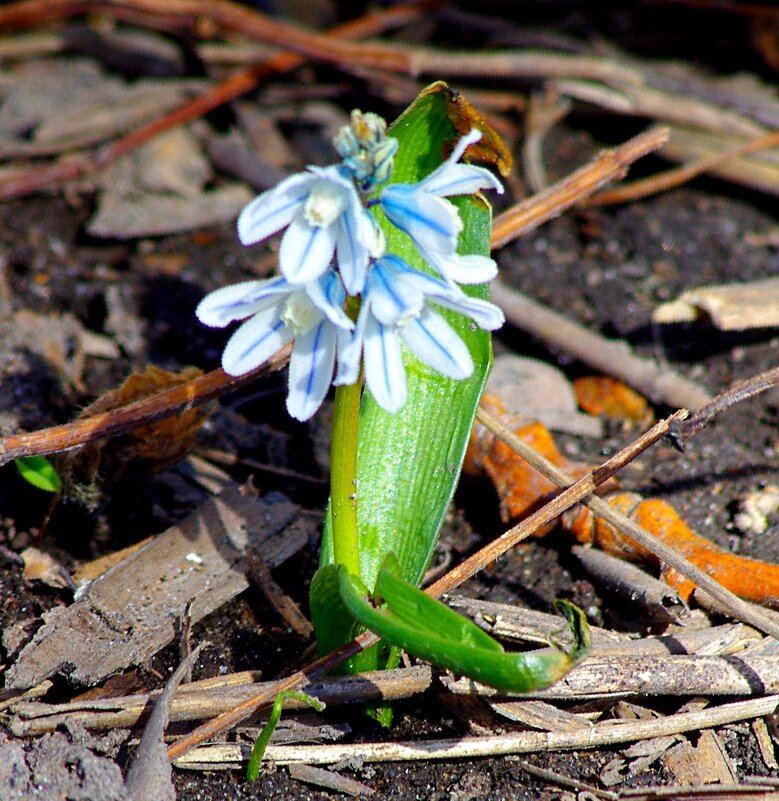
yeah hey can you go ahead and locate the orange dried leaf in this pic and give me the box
[437,83,513,177]
[471,393,779,609]
[573,376,653,426]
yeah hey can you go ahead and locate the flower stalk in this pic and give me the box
[329,378,362,577]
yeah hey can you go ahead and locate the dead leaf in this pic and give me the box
[0,57,200,157]
[58,365,215,508]
[88,125,252,238]
[486,354,603,437]
[573,375,654,428]
[20,547,73,590]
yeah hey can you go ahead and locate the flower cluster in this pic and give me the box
[197,109,505,420]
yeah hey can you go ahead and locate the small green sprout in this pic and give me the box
[246,690,325,781]
[15,456,62,494]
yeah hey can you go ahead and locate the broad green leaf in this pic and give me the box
[337,554,591,693]
[318,83,498,592]
[15,456,62,493]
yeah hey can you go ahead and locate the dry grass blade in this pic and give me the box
[125,644,204,801]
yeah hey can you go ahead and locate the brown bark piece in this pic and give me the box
[5,486,303,690]
[663,730,736,785]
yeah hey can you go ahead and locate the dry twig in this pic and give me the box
[173,695,779,768]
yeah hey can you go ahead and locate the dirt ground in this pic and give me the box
[1,3,779,800]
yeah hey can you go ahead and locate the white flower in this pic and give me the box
[196,271,353,421]
[378,129,503,285]
[237,165,378,295]
[335,255,504,412]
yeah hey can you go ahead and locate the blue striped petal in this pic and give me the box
[286,320,337,421]
[195,277,290,328]
[221,307,293,376]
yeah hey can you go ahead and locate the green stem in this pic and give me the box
[330,380,362,576]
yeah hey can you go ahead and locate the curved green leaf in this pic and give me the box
[337,554,591,693]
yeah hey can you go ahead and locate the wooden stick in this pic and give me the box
[474,406,779,641]
[490,127,670,250]
[488,280,712,410]
[173,695,779,767]
[0,2,430,200]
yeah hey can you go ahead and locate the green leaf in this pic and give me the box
[319,83,497,592]
[15,456,62,493]
[338,554,591,694]
[246,689,325,780]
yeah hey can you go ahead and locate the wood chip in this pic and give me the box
[5,486,304,690]
[287,764,374,797]
[663,730,736,786]
[489,699,592,732]
[653,277,779,331]
[486,354,603,438]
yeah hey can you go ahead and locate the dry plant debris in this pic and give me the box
[0,2,778,800]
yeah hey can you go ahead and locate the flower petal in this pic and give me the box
[307,271,353,330]
[363,315,407,412]
[196,278,289,327]
[335,204,372,295]
[236,172,313,245]
[449,128,483,164]
[286,321,337,421]
[400,307,474,380]
[367,256,425,326]
[418,129,502,196]
[419,162,503,197]
[279,216,337,285]
[427,290,505,331]
[221,307,293,376]
[380,185,462,255]
[334,302,368,386]
[426,251,498,285]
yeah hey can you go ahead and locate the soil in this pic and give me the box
[1,3,779,800]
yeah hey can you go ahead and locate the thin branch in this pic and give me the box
[0,346,291,466]
[585,129,779,206]
[475,406,779,641]
[668,366,779,449]
[0,2,430,200]
[425,410,688,598]
[488,279,712,410]
[490,127,670,250]
[173,695,779,767]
